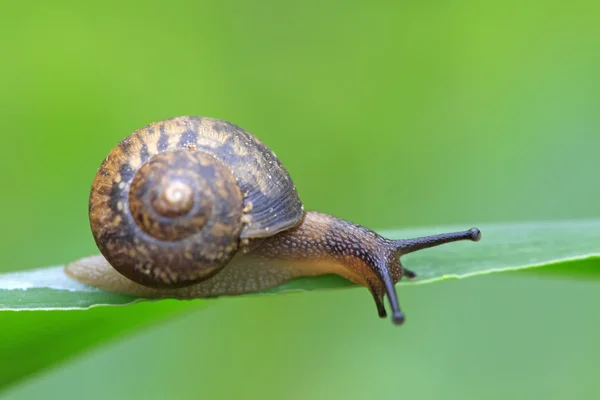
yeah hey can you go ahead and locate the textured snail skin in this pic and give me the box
[71,116,481,325]
[68,212,402,302]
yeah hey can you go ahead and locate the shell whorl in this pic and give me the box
[89,116,303,288]
[128,150,218,242]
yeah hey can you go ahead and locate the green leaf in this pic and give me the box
[0,267,140,310]
[2,220,600,311]
[0,220,599,390]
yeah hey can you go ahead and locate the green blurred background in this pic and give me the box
[1,0,599,398]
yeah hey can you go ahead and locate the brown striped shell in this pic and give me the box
[89,116,304,288]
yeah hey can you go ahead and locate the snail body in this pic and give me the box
[67,116,481,325]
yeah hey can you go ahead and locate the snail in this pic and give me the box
[65,116,481,325]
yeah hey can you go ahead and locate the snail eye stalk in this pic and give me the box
[377,228,482,325]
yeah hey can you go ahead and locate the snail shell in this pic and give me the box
[90,116,303,288]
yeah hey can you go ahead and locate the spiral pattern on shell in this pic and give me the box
[89,116,304,288]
